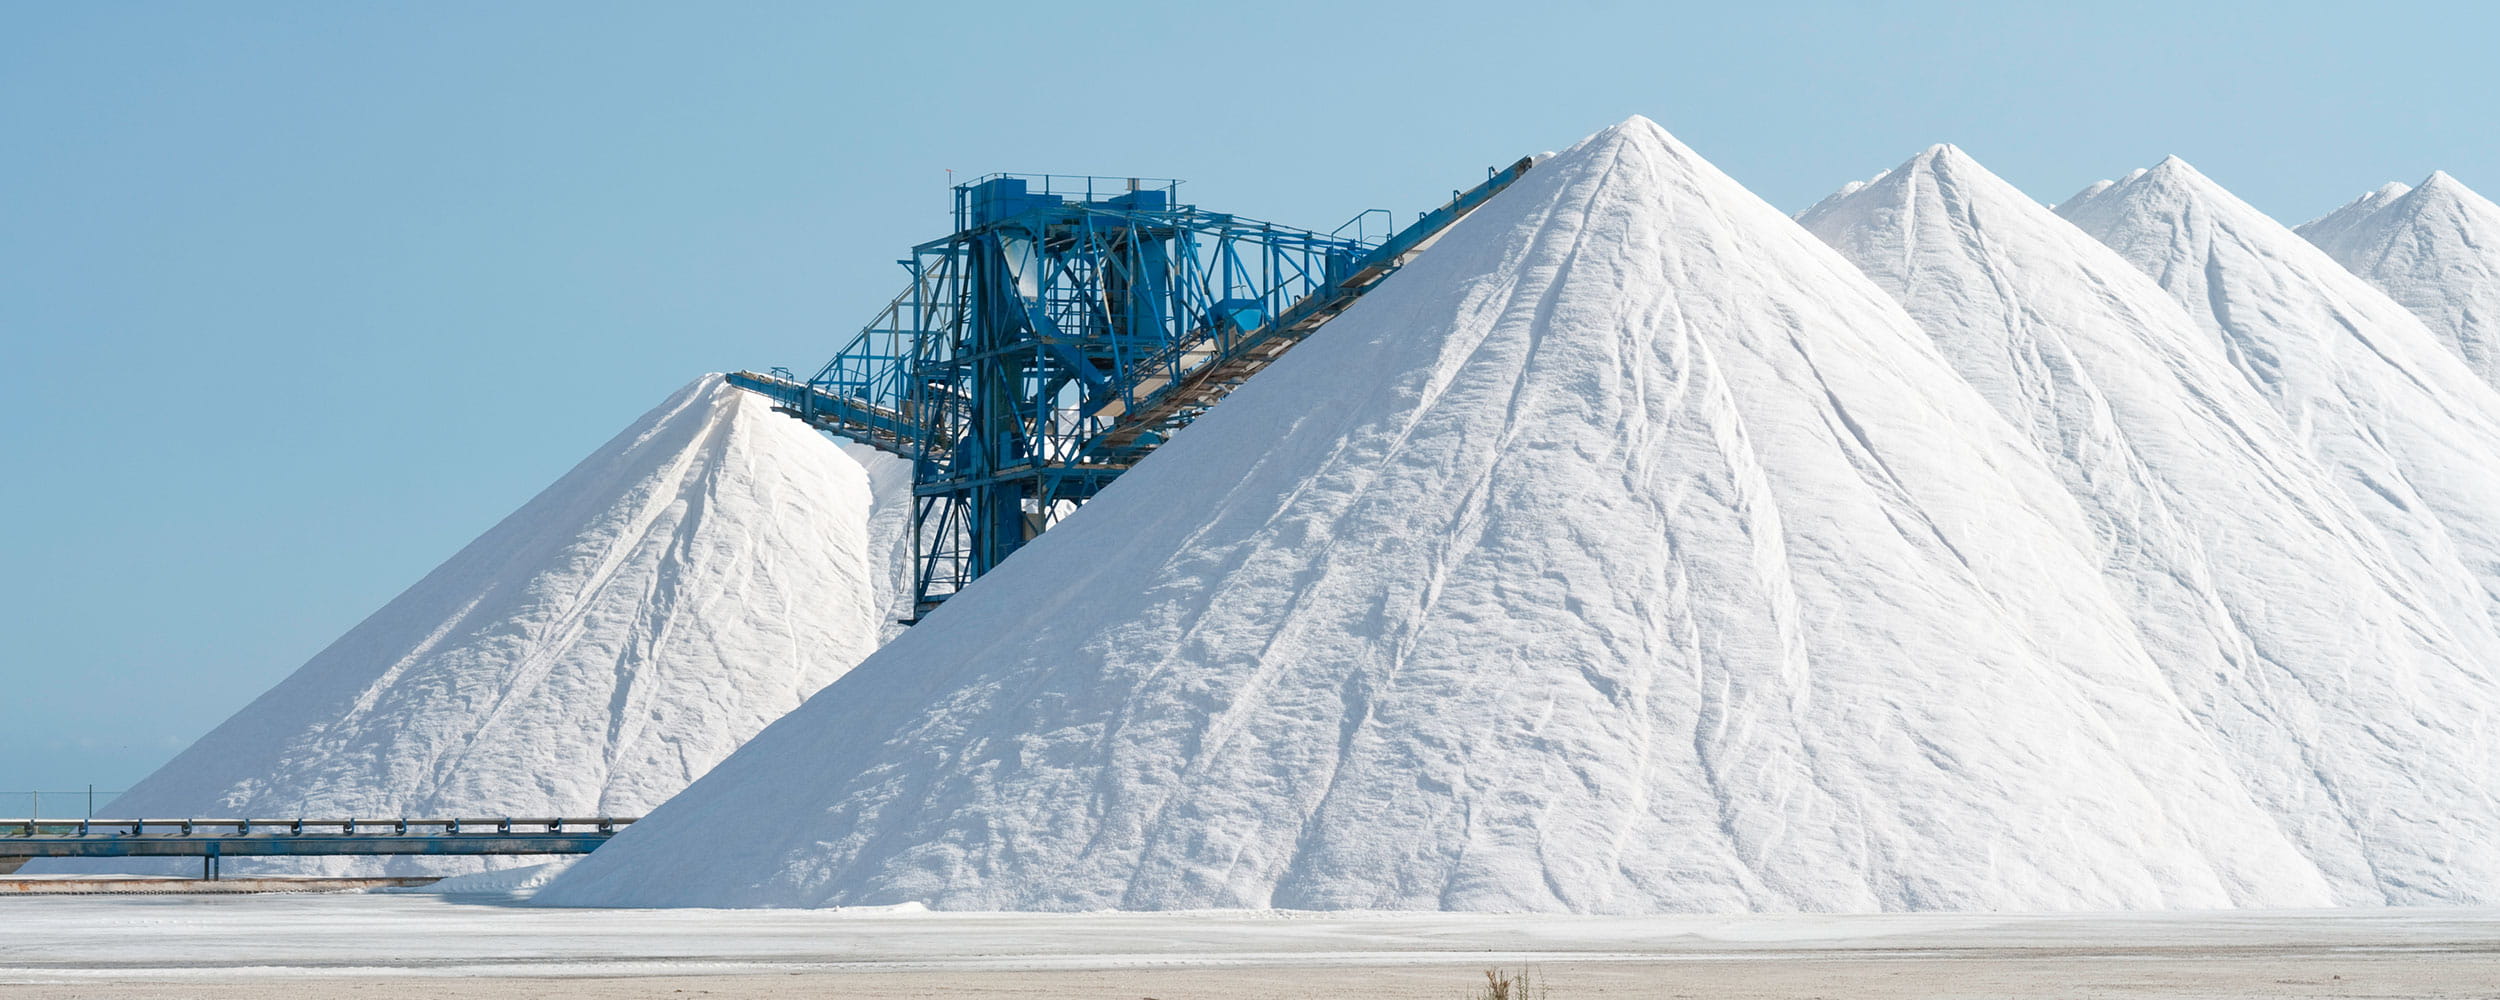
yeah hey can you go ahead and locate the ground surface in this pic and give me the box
[4,895,2499,998]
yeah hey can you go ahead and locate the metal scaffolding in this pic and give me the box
[731,158,1533,618]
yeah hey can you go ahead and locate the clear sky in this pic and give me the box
[4,0,2494,808]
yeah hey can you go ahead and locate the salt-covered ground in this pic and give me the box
[4,895,2500,999]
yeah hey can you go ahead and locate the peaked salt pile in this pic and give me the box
[2296,181,2415,249]
[2298,173,2500,386]
[1803,146,2500,904]
[837,439,920,642]
[2057,159,2500,661]
[538,118,2322,913]
[42,377,889,876]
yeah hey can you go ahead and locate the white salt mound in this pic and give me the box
[37,376,889,876]
[839,440,920,643]
[2057,159,2500,669]
[1804,145,2500,904]
[2296,181,2414,249]
[2298,173,2500,387]
[536,117,2319,913]
[405,857,580,898]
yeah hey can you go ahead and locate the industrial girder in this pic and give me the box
[731,158,1533,618]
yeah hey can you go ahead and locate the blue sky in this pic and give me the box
[4,0,2493,807]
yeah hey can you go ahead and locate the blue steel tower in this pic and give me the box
[732,159,1532,619]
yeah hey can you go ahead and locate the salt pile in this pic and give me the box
[1803,146,2500,904]
[2298,173,2500,387]
[838,439,919,643]
[536,117,2321,913]
[2057,159,2500,659]
[2296,181,2415,248]
[42,376,892,875]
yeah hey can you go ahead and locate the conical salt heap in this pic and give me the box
[2296,181,2416,250]
[2299,172,2500,388]
[1804,146,2500,904]
[537,119,2317,912]
[2058,160,2500,675]
[836,439,919,644]
[47,377,891,875]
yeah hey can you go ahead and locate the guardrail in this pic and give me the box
[0,817,636,878]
